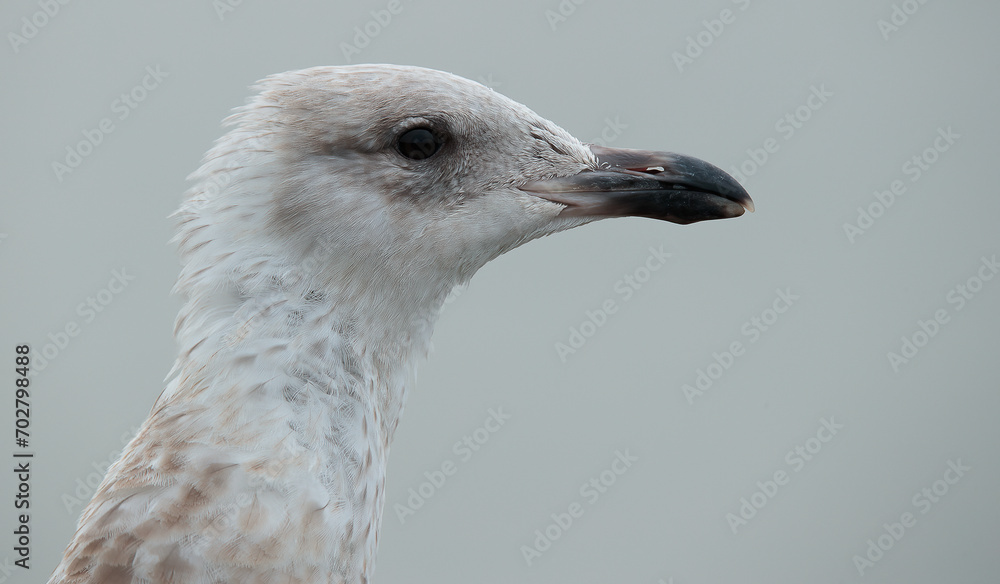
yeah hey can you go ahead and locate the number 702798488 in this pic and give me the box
[14,345,29,449]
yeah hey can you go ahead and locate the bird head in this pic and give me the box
[177,64,751,323]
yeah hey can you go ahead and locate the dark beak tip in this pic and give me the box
[732,189,755,214]
[727,181,755,214]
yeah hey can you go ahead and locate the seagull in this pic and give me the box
[49,64,752,584]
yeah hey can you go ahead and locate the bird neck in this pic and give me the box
[167,237,453,433]
[169,280,449,452]
[157,253,452,579]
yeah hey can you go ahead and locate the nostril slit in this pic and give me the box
[627,166,665,175]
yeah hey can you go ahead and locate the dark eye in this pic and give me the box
[397,128,442,160]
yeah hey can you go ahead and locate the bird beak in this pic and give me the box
[519,145,753,225]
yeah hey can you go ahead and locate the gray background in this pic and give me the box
[2,1,998,583]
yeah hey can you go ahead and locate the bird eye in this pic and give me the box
[397,127,442,160]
